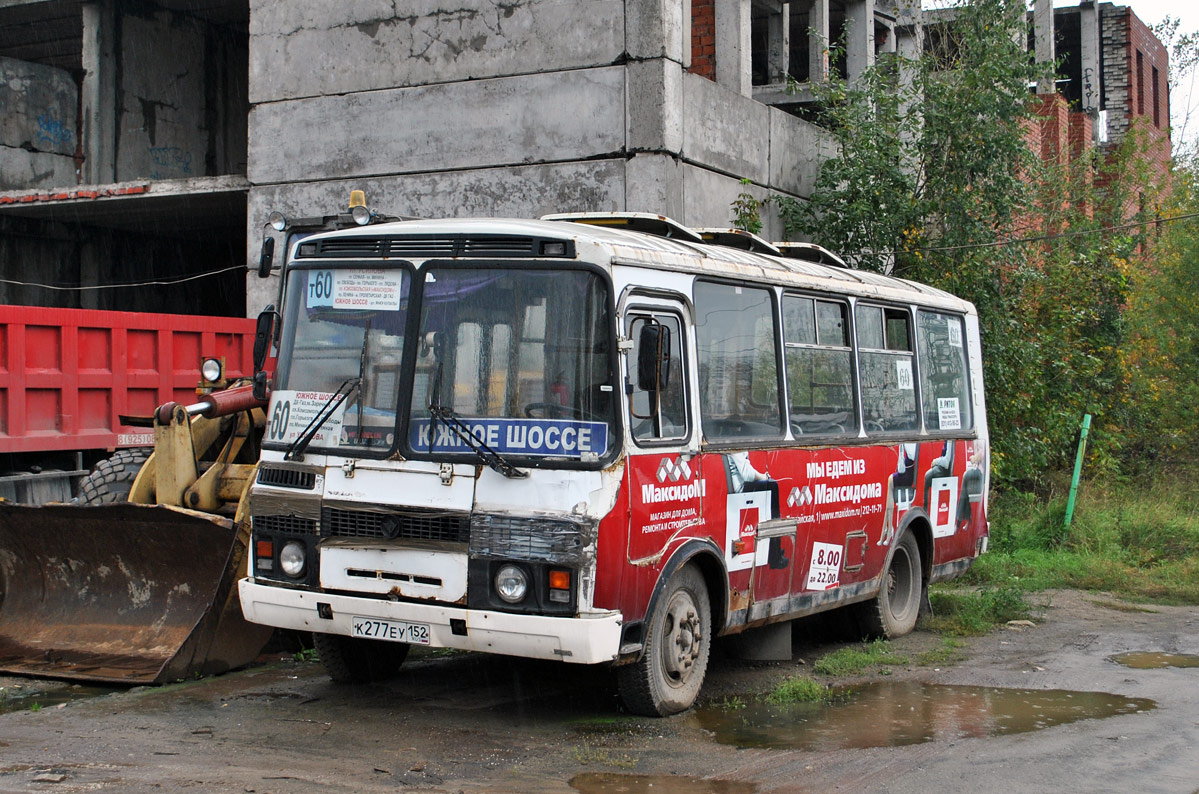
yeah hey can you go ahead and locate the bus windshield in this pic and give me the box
[269,266,410,452]
[407,266,616,463]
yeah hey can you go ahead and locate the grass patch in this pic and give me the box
[764,676,832,705]
[711,694,748,710]
[914,637,968,666]
[969,481,1199,605]
[924,581,1035,636]
[812,639,908,676]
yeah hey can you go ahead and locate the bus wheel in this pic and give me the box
[618,565,711,716]
[312,633,409,684]
[858,531,922,639]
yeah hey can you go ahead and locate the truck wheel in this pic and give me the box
[857,531,922,639]
[312,632,409,684]
[617,565,711,716]
[74,448,151,504]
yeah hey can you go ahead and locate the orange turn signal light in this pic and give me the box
[256,539,274,558]
[548,569,571,590]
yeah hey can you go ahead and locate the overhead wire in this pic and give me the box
[0,265,245,292]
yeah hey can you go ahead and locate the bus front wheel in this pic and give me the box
[857,531,922,639]
[617,565,711,716]
[312,632,409,684]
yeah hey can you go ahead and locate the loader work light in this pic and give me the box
[200,357,224,384]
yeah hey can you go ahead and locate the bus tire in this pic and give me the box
[617,565,711,716]
[312,632,409,684]
[74,448,151,504]
[857,531,922,639]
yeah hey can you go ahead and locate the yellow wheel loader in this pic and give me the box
[0,384,273,684]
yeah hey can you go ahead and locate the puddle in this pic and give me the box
[570,772,756,794]
[692,682,1155,751]
[1109,651,1199,669]
[0,684,116,715]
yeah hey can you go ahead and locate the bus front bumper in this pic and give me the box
[238,578,622,665]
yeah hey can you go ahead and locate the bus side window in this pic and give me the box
[628,313,688,443]
[856,305,918,433]
[695,281,783,440]
[917,310,972,432]
[782,295,856,436]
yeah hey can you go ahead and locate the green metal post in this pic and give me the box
[1064,413,1092,529]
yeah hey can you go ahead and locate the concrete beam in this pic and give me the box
[249,0,625,104]
[248,68,626,185]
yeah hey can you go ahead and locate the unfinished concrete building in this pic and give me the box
[0,0,1173,319]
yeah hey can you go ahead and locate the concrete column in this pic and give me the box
[808,0,829,82]
[715,0,751,96]
[81,0,117,185]
[1079,0,1101,128]
[766,2,790,83]
[627,0,690,64]
[845,0,875,84]
[896,21,923,139]
[1033,0,1056,95]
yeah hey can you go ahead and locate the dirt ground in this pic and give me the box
[1,589,1196,794]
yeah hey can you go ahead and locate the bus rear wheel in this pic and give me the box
[857,531,922,639]
[312,632,409,684]
[617,565,711,716]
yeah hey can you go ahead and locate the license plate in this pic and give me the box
[350,616,431,645]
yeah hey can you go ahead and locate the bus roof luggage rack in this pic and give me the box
[773,241,850,269]
[541,212,705,244]
[694,227,781,255]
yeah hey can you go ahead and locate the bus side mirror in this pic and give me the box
[258,236,275,278]
[636,323,671,393]
[253,305,278,374]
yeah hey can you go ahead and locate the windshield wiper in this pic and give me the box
[285,377,360,461]
[426,403,528,479]
[354,321,370,446]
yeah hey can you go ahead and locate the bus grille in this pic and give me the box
[469,515,590,565]
[256,466,317,490]
[321,507,469,543]
[252,514,318,535]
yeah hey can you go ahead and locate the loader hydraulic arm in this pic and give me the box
[129,384,268,511]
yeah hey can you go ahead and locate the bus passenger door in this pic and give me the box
[622,303,701,571]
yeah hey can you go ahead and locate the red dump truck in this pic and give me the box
[0,305,256,503]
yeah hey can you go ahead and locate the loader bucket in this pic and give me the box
[0,502,271,685]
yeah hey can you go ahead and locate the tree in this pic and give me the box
[739,0,1161,488]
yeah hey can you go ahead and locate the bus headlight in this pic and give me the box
[279,541,306,578]
[495,564,528,603]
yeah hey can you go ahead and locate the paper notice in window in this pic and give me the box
[947,319,963,347]
[896,359,914,390]
[938,397,961,430]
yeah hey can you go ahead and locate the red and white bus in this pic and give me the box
[239,212,988,715]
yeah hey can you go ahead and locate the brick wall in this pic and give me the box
[690,0,716,80]
[1101,6,1171,185]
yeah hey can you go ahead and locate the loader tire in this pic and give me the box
[74,448,151,505]
[312,632,409,684]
